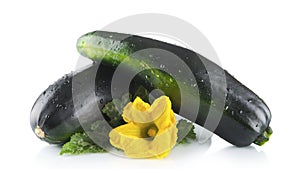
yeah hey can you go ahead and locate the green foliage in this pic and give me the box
[177,119,197,144]
[60,133,106,155]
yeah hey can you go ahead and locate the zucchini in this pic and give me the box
[76,31,272,146]
[30,63,115,144]
[30,31,272,147]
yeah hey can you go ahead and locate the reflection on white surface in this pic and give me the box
[215,146,268,161]
[33,139,211,169]
[32,139,269,169]
[208,146,269,169]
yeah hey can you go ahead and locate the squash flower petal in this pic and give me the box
[109,96,178,158]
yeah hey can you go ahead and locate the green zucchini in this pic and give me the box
[76,31,272,146]
[30,31,272,147]
[30,63,116,144]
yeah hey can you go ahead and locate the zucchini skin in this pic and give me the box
[77,31,272,146]
[30,63,114,144]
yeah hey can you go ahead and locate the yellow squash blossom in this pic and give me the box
[109,96,178,159]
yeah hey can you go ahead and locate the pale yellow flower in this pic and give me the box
[109,96,178,158]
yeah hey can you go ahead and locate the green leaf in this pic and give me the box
[133,86,149,103]
[176,119,197,144]
[101,93,131,128]
[60,133,106,155]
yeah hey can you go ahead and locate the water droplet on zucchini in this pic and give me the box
[159,64,165,69]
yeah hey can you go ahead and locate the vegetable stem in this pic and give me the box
[253,126,273,146]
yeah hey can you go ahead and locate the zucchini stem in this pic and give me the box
[35,126,45,139]
[254,126,272,146]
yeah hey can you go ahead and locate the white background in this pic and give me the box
[1,0,299,168]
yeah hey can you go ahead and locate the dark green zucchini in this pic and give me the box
[76,31,272,146]
[30,63,115,144]
[31,31,272,147]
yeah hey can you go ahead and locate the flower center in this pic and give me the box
[147,125,158,137]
